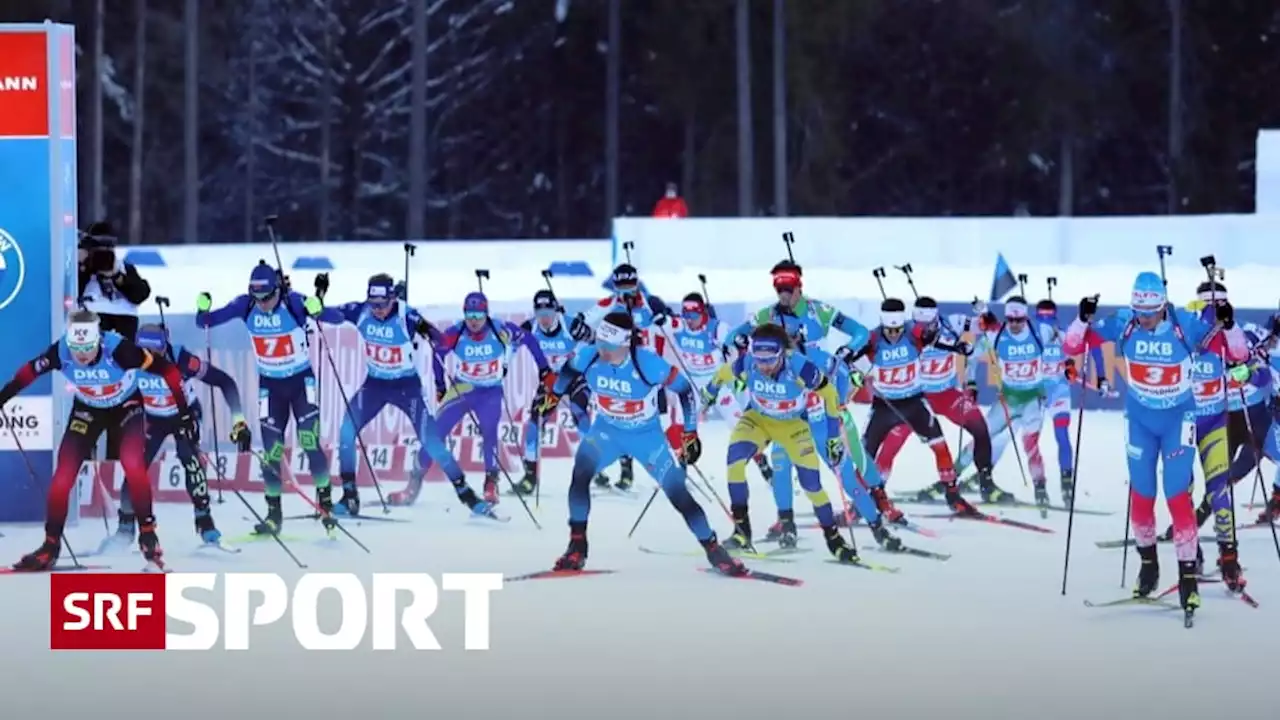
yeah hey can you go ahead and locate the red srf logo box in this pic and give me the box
[0,32,50,137]
[50,573,166,650]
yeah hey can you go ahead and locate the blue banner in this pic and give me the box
[0,24,76,524]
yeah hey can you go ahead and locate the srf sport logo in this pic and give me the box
[0,227,25,311]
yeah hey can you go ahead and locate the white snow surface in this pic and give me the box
[2,409,1276,720]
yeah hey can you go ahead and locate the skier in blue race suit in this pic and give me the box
[1064,271,1248,617]
[1245,314,1280,524]
[431,291,552,505]
[313,273,496,519]
[195,261,335,536]
[517,289,593,495]
[545,310,746,575]
[102,322,251,551]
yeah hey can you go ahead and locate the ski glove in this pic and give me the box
[964,381,978,402]
[849,369,865,389]
[196,292,212,312]
[176,408,200,445]
[303,296,323,316]
[229,416,252,452]
[680,428,702,464]
[834,346,857,367]
[568,313,593,342]
[826,437,845,466]
[1216,301,1235,328]
[314,272,331,297]
[1227,364,1250,383]
[1078,296,1099,322]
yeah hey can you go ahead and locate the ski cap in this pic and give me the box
[66,310,102,352]
[135,323,168,352]
[249,262,278,299]
[1036,299,1057,317]
[367,273,395,306]
[1195,280,1228,304]
[749,335,784,360]
[1130,271,1166,315]
[912,296,938,322]
[533,289,558,313]
[770,260,802,291]
[596,311,633,347]
[1004,295,1029,319]
[611,264,639,294]
[880,298,907,329]
[463,291,489,316]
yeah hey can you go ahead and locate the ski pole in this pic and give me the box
[1060,297,1098,595]
[1047,277,1057,302]
[870,267,888,300]
[781,232,796,263]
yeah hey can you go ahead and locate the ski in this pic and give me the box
[916,511,1054,534]
[507,569,618,583]
[196,540,242,554]
[1082,595,1180,609]
[0,563,111,575]
[470,508,511,523]
[1095,534,1218,550]
[638,546,797,563]
[825,557,901,573]
[881,545,951,562]
[1239,520,1277,532]
[890,493,1112,516]
[801,518,939,539]
[285,513,410,524]
[698,567,804,586]
[761,546,812,558]
[226,531,307,544]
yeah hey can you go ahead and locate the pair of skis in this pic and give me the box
[504,566,805,586]
[1095,519,1276,549]
[891,491,1113,517]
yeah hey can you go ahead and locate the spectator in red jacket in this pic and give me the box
[652,182,689,218]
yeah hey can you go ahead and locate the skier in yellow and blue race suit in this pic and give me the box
[703,323,861,563]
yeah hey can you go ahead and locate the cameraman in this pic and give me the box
[78,220,152,462]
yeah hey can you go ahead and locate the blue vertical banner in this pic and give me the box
[0,23,78,524]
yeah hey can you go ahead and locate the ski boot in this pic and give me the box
[13,535,61,571]
[1033,482,1050,511]
[944,482,981,516]
[1132,544,1159,598]
[724,504,754,550]
[957,472,980,495]
[195,511,222,547]
[868,519,903,552]
[456,482,502,520]
[483,471,500,505]
[316,486,339,537]
[615,456,635,492]
[138,519,166,573]
[1194,543,1204,576]
[1178,560,1201,625]
[703,533,748,576]
[977,469,1017,505]
[515,460,538,495]
[253,496,284,535]
[593,470,612,489]
[1256,487,1280,524]
[334,472,360,517]
[1217,541,1246,592]
[822,525,859,563]
[914,481,948,504]
[386,468,424,507]
[753,453,774,482]
[554,523,588,571]
[1060,470,1074,506]
[97,511,137,554]
[869,486,905,524]
[763,511,799,549]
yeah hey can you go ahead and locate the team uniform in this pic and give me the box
[1248,318,1280,522]
[763,346,904,548]
[955,301,1055,506]
[577,264,676,491]
[435,291,551,504]
[548,316,743,575]
[856,302,986,512]
[726,291,874,519]
[1064,272,1249,613]
[104,326,249,550]
[1032,301,1107,497]
[702,338,862,563]
[195,263,333,535]
[517,290,592,495]
[318,276,493,518]
[0,320,194,571]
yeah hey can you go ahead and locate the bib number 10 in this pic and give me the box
[366,344,403,364]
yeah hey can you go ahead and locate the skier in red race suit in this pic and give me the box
[0,310,197,572]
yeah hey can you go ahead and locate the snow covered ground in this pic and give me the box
[1,408,1276,720]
